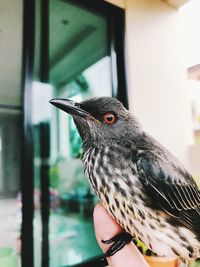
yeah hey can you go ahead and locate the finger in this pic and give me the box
[93,203,149,267]
[93,202,123,253]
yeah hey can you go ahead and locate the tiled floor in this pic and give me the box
[0,198,102,267]
[0,198,21,266]
[1,199,199,267]
[34,211,101,267]
[0,198,21,249]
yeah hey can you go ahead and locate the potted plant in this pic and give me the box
[145,255,178,267]
[134,239,179,267]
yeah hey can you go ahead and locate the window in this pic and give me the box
[22,1,127,266]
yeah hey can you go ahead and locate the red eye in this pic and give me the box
[103,113,116,125]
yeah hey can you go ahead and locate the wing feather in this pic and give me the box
[135,151,200,238]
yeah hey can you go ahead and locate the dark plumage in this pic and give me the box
[50,97,200,266]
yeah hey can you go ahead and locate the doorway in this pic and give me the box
[22,1,127,266]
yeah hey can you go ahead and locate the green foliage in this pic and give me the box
[49,164,59,189]
[69,116,82,158]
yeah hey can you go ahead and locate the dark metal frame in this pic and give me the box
[21,0,128,267]
[40,1,50,266]
[21,0,35,267]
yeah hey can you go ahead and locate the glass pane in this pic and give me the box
[0,1,23,266]
[32,83,53,267]
[48,2,112,266]
[32,1,113,266]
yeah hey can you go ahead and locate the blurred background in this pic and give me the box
[0,0,200,266]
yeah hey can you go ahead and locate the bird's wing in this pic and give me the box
[135,151,200,237]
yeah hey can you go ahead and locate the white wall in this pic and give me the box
[180,0,200,67]
[106,0,193,167]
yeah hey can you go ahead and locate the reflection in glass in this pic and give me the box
[48,61,112,266]
[47,2,113,264]
[33,0,113,266]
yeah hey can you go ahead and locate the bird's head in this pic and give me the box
[49,97,142,147]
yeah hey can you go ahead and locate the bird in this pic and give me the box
[50,96,200,266]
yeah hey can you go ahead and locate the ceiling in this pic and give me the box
[161,0,191,8]
[35,0,108,90]
[49,0,108,89]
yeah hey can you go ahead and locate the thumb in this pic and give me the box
[93,203,149,267]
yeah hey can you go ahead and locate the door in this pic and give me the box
[23,0,127,266]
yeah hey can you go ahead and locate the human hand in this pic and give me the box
[93,203,149,267]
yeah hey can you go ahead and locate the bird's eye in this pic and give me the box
[103,113,116,125]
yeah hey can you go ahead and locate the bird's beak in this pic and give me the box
[49,98,91,119]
